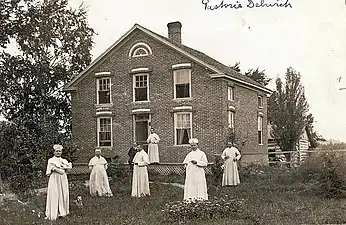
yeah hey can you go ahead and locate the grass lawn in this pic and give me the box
[1,168,346,225]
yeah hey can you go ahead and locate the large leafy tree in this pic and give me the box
[0,0,95,190]
[305,113,319,149]
[229,62,241,72]
[229,62,271,86]
[244,68,272,86]
[0,0,95,134]
[268,67,309,161]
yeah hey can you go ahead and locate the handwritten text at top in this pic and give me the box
[202,0,293,10]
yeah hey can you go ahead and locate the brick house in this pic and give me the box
[63,21,272,164]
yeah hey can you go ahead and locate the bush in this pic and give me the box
[162,197,245,222]
[0,121,80,195]
[296,152,346,198]
[210,156,224,185]
[107,163,130,183]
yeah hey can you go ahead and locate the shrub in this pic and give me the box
[296,152,346,198]
[162,197,245,222]
[0,121,80,196]
[210,156,224,185]
[107,163,130,183]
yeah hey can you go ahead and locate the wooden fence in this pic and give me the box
[68,149,346,175]
[68,162,213,176]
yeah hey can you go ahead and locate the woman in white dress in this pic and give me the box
[88,149,113,197]
[221,142,241,186]
[45,144,72,221]
[131,144,150,197]
[183,138,208,201]
[146,128,160,164]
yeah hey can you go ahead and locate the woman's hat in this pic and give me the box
[189,138,199,145]
[53,144,63,151]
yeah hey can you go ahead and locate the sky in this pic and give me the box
[3,0,344,142]
[66,0,346,142]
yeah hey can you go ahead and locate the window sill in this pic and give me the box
[131,54,150,58]
[95,103,113,108]
[258,144,264,146]
[173,144,190,147]
[173,98,193,101]
[258,106,264,109]
[228,99,235,102]
[133,100,150,103]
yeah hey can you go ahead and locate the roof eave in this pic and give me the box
[210,73,273,94]
[135,24,223,74]
[65,24,140,89]
[62,85,77,92]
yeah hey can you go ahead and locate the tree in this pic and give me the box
[229,62,271,86]
[305,113,319,149]
[245,68,272,86]
[268,67,309,161]
[0,0,94,193]
[0,0,95,135]
[229,62,241,72]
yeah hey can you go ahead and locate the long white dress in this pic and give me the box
[183,149,208,201]
[131,150,150,197]
[45,156,72,221]
[88,156,113,197]
[147,133,160,163]
[221,147,241,186]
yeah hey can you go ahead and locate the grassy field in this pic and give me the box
[1,167,346,225]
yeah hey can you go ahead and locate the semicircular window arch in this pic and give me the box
[129,42,152,58]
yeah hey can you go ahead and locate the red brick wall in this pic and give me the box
[70,29,268,164]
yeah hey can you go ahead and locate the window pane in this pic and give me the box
[258,96,262,107]
[176,128,191,145]
[135,75,147,87]
[258,131,262,144]
[135,87,148,101]
[228,111,234,128]
[98,91,110,104]
[176,84,190,98]
[99,78,110,91]
[175,70,190,84]
[175,113,191,145]
[258,116,263,131]
[176,113,191,129]
[99,118,111,146]
[228,87,234,100]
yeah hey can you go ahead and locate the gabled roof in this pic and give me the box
[64,23,272,94]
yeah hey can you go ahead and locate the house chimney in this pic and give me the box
[167,21,182,44]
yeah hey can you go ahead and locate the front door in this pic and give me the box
[134,113,150,151]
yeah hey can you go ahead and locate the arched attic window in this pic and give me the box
[129,42,152,58]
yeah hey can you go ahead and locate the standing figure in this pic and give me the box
[88,149,113,197]
[221,142,241,186]
[183,138,208,201]
[45,144,72,221]
[146,128,160,164]
[131,144,150,197]
[128,142,138,170]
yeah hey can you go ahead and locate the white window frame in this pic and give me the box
[258,116,263,145]
[133,73,149,102]
[174,112,192,146]
[258,95,263,108]
[97,117,113,147]
[129,42,152,58]
[228,111,235,129]
[228,86,234,101]
[133,47,149,57]
[173,69,192,99]
[96,77,112,105]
